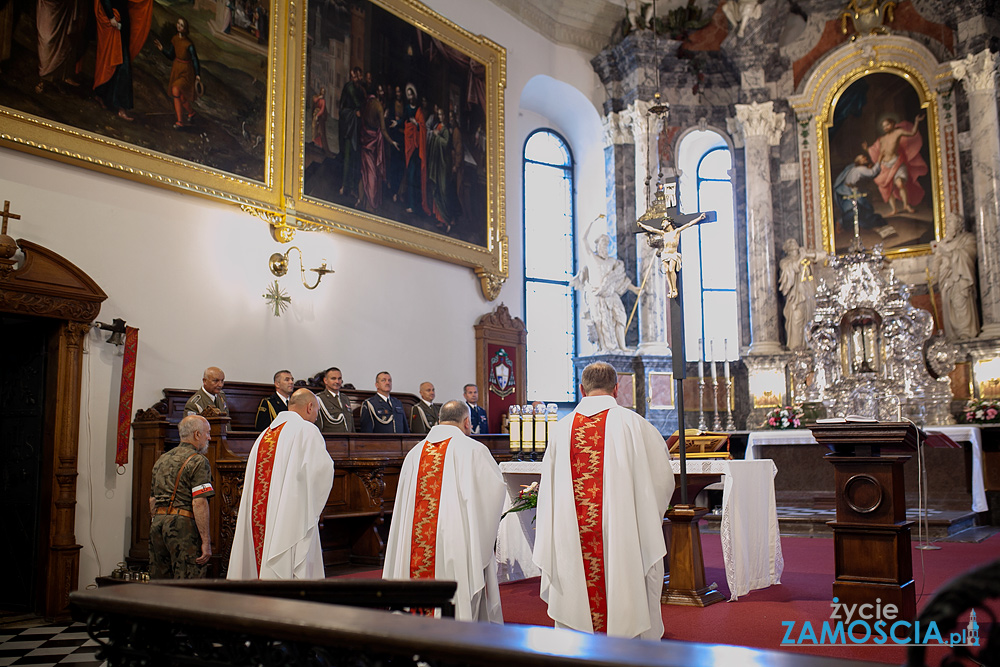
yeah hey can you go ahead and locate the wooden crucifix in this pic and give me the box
[636,178,716,502]
[1,200,21,237]
[638,178,722,607]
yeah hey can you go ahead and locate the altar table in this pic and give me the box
[745,426,987,513]
[495,459,784,601]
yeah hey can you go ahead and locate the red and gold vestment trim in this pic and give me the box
[250,421,286,577]
[570,409,609,633]
[409,438,451,580]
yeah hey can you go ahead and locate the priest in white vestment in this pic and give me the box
[383,400,505,623]
[533,361,673,640]
[228,389,334,580]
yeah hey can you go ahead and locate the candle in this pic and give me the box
[710,340,718,381]
[724,338,731,380]
[698,338,705,379]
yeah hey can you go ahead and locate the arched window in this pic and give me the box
[677,130,739,363]
[523,129,576,401]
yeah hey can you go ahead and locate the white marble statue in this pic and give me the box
[931,227,980,340]
[779,238,825,350]
[571,215,641,354]
[722,0,762,38]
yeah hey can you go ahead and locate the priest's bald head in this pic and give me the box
[580,362,620,398]
[439,400,472,435]
[289,388,320,423]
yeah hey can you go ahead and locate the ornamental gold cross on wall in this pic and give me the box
[1,200,21,236]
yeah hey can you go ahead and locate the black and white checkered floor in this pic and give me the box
[0,623,103,667]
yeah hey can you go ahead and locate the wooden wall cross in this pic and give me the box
[1,200,21,236]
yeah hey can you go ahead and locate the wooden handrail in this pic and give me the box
[71,585,880,667]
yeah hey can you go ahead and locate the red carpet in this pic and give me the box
[338,533,999,664]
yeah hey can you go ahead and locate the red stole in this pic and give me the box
[409,438,451,579]
[570,410,609,633]
[250,421,286,576]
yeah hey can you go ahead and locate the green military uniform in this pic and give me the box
[409,400,440,434]
[149,442,215,579]
[317,389,354,433]
[184,387,229,416]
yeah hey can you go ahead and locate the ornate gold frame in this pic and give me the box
[789,37,958,259]
[288,0,507,299]
[0,0,286,214]
[817,64,943,257]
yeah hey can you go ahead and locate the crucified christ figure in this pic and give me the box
[637,212,706,299]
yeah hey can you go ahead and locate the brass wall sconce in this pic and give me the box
[268,246,333,290]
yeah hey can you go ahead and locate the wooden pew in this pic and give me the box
[130,382,511,576]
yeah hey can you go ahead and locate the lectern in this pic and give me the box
[809,422,918,621]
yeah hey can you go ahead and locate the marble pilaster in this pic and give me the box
[732,101,785,356]
[636,232,671,355]
[950,49,1000,338]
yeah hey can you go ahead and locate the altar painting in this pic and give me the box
[825,71,940,255]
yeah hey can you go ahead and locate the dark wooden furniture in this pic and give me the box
[70,584,882,667]
[0,238,107,619]
[130,385,512,576]
[474,303,527,434]
[811,423,918,621]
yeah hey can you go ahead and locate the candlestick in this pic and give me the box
[698,338,707,429]
[710,341,721,430]
[698,338,704,380]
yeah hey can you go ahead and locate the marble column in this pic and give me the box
[950,49,1000,339]
[732,101,785,355]
[621,99,672,355]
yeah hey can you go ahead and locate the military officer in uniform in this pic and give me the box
[148,415,215,579]
[317,366,354,433]
[409,381,440,434]
[255,369,294,431]
[361,371,408,433]
[464,383,490,434]
[184,366,229,416]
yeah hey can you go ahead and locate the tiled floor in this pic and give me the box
[0,624,103,667]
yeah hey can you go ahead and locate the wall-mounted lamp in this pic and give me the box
[94,318,128,346]
[268,246,333,290]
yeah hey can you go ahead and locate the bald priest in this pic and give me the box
[383,400,505,622]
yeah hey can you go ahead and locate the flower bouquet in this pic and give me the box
[964,398,1000,424]
[501,481,538,520]
[763,405,804,429]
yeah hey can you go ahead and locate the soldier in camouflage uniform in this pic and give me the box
[148,414,215,579]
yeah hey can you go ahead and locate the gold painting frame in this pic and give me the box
[817,63,943,257]
[288,0,507,299]
[0,0,286,213]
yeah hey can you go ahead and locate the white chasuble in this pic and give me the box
[228,411,334,580]
[533,394,673,639]
[383,424,506,623]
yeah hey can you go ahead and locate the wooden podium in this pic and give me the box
[810,422,918,621]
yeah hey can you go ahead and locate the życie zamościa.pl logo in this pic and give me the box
[781,598,980,648]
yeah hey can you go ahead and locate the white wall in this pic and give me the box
[0,0,605,588]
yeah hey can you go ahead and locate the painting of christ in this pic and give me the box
[826,71,939,255]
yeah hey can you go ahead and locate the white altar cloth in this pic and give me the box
[745,426,987,513]
[495,459,783,601]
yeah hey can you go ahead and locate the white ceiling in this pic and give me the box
[487,0,632,55]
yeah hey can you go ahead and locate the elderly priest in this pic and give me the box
[533,361,673,639]
[383,400,505,622]
[229,389,334,579]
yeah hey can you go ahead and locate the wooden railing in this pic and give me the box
[70,583,879,667]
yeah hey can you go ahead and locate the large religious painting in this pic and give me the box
[823,70,941,256]
[0,0,283,209]
[290,0,507,295]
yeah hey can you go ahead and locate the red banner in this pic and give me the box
[115,326,139,466]
[487,343,518,433]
